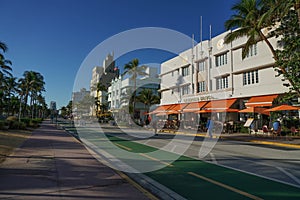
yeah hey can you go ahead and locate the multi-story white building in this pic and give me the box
[108,67,160,120]
[90,53,119,116]
[159,29,290,129]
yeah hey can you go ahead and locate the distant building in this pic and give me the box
[50,101,56,111]
[90,53,119,116]
[72,88,90,103]
[108,66,160,120]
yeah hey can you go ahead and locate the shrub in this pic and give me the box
[0,120,10,130]
[6,116,18,129]
[21,118,31,126]
[9,121,26,130]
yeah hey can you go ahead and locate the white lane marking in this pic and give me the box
[276,167,300,185]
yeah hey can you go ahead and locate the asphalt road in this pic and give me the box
[62,122,300,199]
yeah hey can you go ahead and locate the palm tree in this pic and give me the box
[91,82,107,117]
[0,41,7,52]
[123,59,148,114]
[18,71,45,118]
[137,88,160,113]
[224,0,300,96]
[4,77,18,115]
[0,41,12,77]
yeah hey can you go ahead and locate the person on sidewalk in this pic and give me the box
[206,117,214,138]
[152,118,158,135]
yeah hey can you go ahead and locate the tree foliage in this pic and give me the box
[273,9,300,99]
[225,0,300,97]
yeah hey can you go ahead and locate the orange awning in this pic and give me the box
[182,101,208,113]
[265,104,300,112]
[245,94,278,107]
[239,107,270,115]
[203,98,237,110]
[196,108,239,113]
[148,104,174,114]
[168,103,189,112]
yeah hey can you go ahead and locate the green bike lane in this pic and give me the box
[65,126,300,200]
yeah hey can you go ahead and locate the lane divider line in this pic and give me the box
[188,172,263,200]
[140,153,174,167]
[115,143,132,151]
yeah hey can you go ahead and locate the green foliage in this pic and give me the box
[274,9,300,98]
[225,0,300,97]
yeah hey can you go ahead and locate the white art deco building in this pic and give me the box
[108,67,160,120]
[158,29,291,129]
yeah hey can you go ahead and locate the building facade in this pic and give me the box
[159,29,290,129]
[90,53,119,116]
[108,66,160,121]
[161,31,287,105]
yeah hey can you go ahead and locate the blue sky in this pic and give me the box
[0,0,237,108]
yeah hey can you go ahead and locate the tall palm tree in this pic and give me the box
[4,77,18,115]
[224,0,299,96]
[123,59,148,113]
[18,71,45,117]
[137,88,160,113]
[0,41,12,77]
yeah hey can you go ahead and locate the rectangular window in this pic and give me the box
[243,73,246,85]
[182,66,189,76]
[255,70,259,83]
[247,72,251,85]
[215,53,227,67]
[216,76,228,90]
[198,81,206,92]
[198,61,205,72]
[182,85,190,95]
[246,44,258,57]
[243,70,259,85]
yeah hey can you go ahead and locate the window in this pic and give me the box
[216,76,228,90]
[198,61,205,72]
[182,66,189,76]
[215,53,227,67]
[182,85,190,95]
[243,70,259,85]
[246,44,257,57]
[198,81,206,92]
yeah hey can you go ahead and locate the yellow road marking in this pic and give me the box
[115,143,132,151]
[249,140,300,149]
[140,153,174,167]
[115,170,159,200]
[188,172,263,200]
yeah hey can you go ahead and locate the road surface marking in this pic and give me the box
[115,143,132,151]
[140,153,174,167]
[188,172,263,200]
[276,167,300,185]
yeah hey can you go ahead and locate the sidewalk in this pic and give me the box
[0,121,150,200]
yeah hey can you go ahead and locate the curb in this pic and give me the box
[58,122,186,200]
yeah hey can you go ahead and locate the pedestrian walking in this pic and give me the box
[207,117,214,138]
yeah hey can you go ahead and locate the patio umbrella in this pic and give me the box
[265,105,300,112]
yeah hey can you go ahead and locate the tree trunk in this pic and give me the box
[296,0,300,28]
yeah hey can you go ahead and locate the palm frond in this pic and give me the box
[0,41,8,52]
